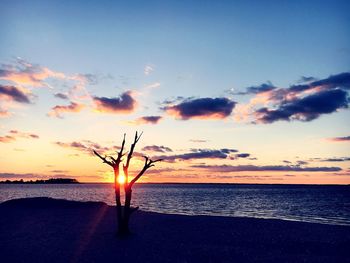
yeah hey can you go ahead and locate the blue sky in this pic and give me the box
[0,0,349,183]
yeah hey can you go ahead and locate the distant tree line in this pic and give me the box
[0,178,80,184]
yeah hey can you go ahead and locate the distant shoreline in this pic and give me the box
[0,178,80,184]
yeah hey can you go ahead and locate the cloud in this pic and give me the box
[297,76,317,83]
[0,109,11,118]
[233,153,250,159]
[132,116,163,125]
[144,64,154,76]
[155,148,238,162]
[49,170,69,173]
[142,145,173,153]
[234,82,277,95]
[93,91,136,114]
[0,57,65,87]
[0,172,72,180]
[235,72,350,124]
[288,72,350,93]
[48,102,84,118]
[0,84,33,117]
[144,82,161,90]
[163,97,236,120]
[72,73,99,85]
[54,140,117,155]
[0,85,31,103]
[254,89,348,123]
[0,130,39,143]
[189,139,208,143]
[54,93,69,100]
[0,172,42,179]
[192,164,341,172]
[320,157,350,162]
[327,136,350,142]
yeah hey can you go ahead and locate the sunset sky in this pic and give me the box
[0,0,349,184]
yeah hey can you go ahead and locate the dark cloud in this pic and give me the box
[236,72,350,124]
[142,145,173,153]
[235,153,250,158]
[289,72,350,93]
[296,160,308,165]
[93,91,136,113]
[134,116,162,125]
[320,157,350,162]
[235,82,277,95]
[191,164,342,172]
[327,136,350,142]
[298,76,317,83]
[163,97,236,120]
[155,148,238,162]
[254,89,348,123]
[54,93,69,100]
[0,85,31,103]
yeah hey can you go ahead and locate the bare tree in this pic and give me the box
[93,132,161,235]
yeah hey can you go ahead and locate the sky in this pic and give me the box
[0,0,349,184]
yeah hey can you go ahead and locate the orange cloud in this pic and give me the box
[0,58,65,87]
[48,102,85,118]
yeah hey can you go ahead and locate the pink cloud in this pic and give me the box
[48,102,85,118]
[0,130,39,143]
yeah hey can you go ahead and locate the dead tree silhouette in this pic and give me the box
[93,132,162,235]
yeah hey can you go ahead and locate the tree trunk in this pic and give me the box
[114,169,123,234]
[120,186,132,235]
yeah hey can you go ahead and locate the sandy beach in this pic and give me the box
[0,197,349,263]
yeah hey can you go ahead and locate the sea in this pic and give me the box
[1,183,349,226]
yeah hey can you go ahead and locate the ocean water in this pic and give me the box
[0,183,349,226]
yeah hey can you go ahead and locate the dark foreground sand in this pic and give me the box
[0,198,349,263]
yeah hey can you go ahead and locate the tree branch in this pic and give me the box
[93,150,114,167]
[116,133,126,164]
[129,156,162,188]
[123,131,143,186]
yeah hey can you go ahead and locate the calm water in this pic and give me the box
[1,183,349,226]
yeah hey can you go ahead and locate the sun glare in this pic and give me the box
[117,174,126,185]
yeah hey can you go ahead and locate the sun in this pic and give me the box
[117,174,126,185]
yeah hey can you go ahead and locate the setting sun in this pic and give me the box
[117,174,126,185]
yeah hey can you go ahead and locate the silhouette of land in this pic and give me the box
[0,197,349,263]
[0,178,79,184]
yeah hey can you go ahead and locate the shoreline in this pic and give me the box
[1,197,349,262]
